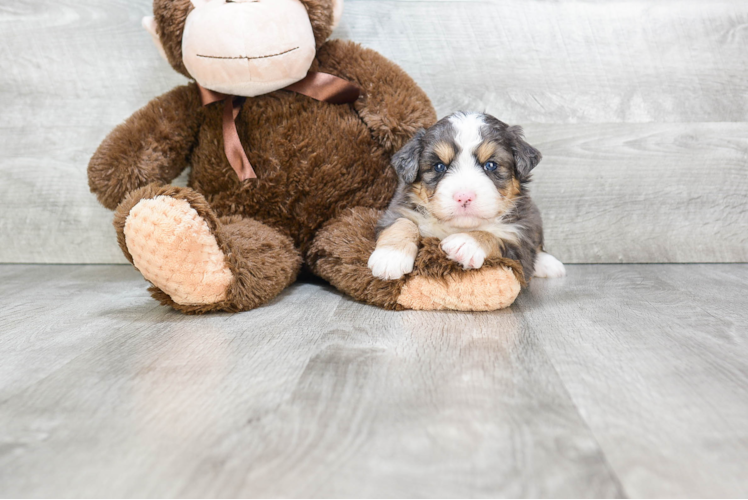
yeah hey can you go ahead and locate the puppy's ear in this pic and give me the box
[507,126,542,180]
[392,129,426,184]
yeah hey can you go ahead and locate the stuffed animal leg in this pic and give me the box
[307,207,523,311]
[114,184,301,314]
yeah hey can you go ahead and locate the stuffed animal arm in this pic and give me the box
[89,85,203,210]
[315,40,435,154]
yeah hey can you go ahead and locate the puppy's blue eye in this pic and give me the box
[484,161,498,171]
[434,162,447,173]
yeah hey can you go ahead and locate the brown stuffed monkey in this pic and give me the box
[88,0,523,313]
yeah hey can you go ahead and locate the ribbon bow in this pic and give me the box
[197,72,362,181]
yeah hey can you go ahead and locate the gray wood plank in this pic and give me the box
[0,0,185,265]
[1,0,747,263]
[343,0,748,123]
[516,264,748,497]
[528,123,748,263]
[0,265,168,401]
[0,265,622,498]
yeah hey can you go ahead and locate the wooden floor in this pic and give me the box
[1,264,747,497]
[1,0,747,497]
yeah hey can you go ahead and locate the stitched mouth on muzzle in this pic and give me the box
[196,46,299,60]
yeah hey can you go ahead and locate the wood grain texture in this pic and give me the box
[0,265,622,498]
[516,264,748,497]
[1,264,748,496]
[342,0,748,123]
[528,123,748,262]
[0,265,162,402]
[1,0,747,263]
[0,0,186,264]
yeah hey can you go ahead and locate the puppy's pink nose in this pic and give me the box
[453,191,476,205]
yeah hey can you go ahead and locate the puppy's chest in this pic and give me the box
[413,212,522,243]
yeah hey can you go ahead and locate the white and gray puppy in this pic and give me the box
[369,111,565,281]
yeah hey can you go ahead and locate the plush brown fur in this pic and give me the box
[89,86,203,210]
[89,0,523,313]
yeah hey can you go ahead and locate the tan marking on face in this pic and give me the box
[499,177,521,201]
[376,218,421,253]
[467,230,504,259]
[476,141,499,165]
[410,182,432,205]
[433,142,456,165]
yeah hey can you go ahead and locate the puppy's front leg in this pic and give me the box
[368,218,420,280]
[441,231,502,270]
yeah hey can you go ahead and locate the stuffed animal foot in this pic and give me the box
[114,184,301,314]
[395,264,521,312]
[308,207,524,311]
[122,193,233,306]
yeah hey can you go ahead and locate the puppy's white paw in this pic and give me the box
[441,233,486,269]
[534,251,566,278]
[368,246,417,280]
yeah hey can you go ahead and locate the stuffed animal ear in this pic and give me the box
[392,129,426,184]
[507,125,542,180]
[142,16,168,61]
[331,0,344,29]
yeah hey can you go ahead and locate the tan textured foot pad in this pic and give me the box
[397,267,521,311]
[123,195,233,306]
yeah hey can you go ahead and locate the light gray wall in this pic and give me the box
[1,0,746,263]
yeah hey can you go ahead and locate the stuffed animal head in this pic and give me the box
[143,0,343,97]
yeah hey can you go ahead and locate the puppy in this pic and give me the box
[368,111,565,281]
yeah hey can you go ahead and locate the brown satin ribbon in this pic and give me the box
[285,71,362,104]
[198,86,256,180]
[197,71,362,181]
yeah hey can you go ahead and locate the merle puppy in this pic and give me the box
[368,111,565,281]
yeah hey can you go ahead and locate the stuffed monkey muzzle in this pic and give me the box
[144,0,342,97]
[182,0,316,96]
